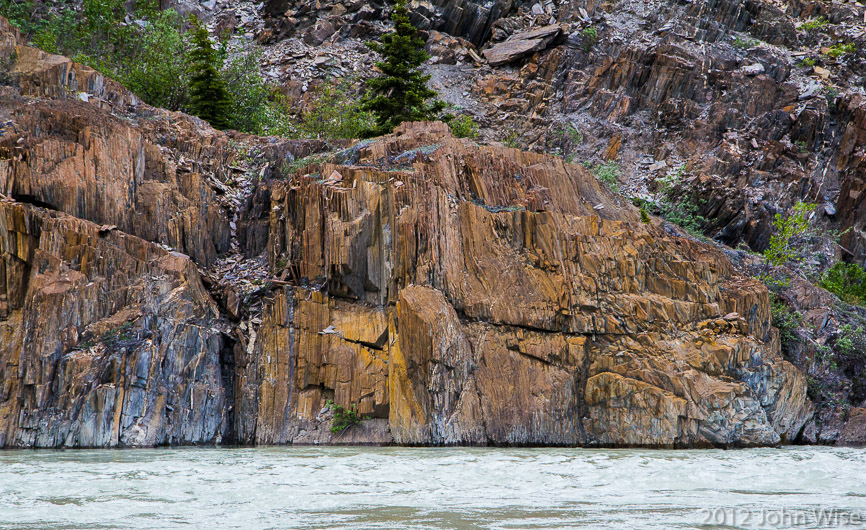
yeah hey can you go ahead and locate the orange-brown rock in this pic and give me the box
[0,201,232,447]
[0,112,814,446]
[257,121,813,447]
[0,99,232,266]
[0,14,817,447]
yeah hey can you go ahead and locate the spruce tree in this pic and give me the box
[187,18,232,130]
[361,0,444,137]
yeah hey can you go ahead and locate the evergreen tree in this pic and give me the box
[361,0,444,137]
[187,18,231,130]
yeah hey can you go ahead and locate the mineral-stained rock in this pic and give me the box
[0,99,231,266]
[0,115,814,447]
[257,121,813,447]
[0,19,234,267]
[0,201,232,447]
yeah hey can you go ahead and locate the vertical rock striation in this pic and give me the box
[255,121,813,447]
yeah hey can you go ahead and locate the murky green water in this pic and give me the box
[0,446,864,529]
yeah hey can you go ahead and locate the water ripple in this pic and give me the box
[0,446,863,530]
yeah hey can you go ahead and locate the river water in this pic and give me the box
[1,446,864,530]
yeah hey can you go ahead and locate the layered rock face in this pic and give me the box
[254,121,812,447]
[0,18,316,447]
[0,14,816,447]
[0,201,233,447]
[0,19,238,447]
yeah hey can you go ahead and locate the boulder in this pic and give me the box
[483,24,564,66]
[837,408,866,447]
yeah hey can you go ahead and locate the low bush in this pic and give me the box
[581,27,597,52]
[449,114,479,139]
[116,9,189,111]
[732,36,760,49]
[222,48,273,135]
[267,77,375,140]
[834,324,866,402]
[820,262,866,306]
[835,324,866,364]
[590,161,621,192]
[764,201,815,266]
[325,399,364,433]
[655,164,706,234]
[771,296,802,354]
[503,129,521,148]
[800,16,829,31]
[826,42,856,59]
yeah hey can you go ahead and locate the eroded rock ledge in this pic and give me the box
[0,17,813,448]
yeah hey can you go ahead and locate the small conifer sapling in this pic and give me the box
[361,0,444,136]
[187,18,232,130]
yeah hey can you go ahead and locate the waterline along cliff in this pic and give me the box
[0,4,860,448]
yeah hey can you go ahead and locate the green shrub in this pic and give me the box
[503,129,520,148]
[800,57,816,67]
[771,296,802,353]
[764,201,815,266]
[222,48,273,135]
[800,16,829,31]
[101,321,135,349]
[826,87,839,107]
[281,152,333,176]
[115,8,189,111]
[756,271,791,292]
[590,161,620,192]
[655,164,706,234]
[732,36,760,50]
[820,262,866,306]
[0,0,38,33]
[826,42,855,58]
[449,114,479,139]
[835,324,866,362]
[565,125,583,145]
[268,77,375,140]
[552,123,582,146]
[581,27,598,52]
[16,0,135,60]
[324,399,363,433]
[640,207,650,224]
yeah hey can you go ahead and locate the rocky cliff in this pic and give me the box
[0,12,822,447]
[248,0,866,444]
